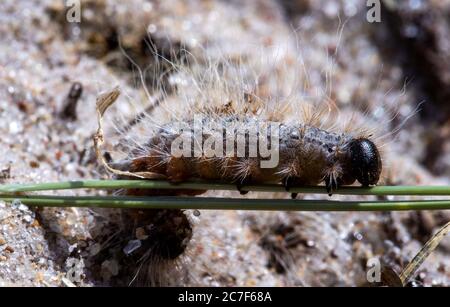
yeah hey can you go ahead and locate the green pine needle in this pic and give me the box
[0,179,450,211]
[1,179,450,196]
[1,194,450,211]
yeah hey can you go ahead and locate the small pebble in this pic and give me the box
[18,203,29,212]
[306,240,316,247]
[135,227,148,240]
[89,243,101,256]
[123,239,142,256]
[29,161,40,168]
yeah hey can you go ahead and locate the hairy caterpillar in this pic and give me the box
[87,206,194,286]
[99,90,382,198]
[123,116,381,196]
[120,208,193,285]
[94,39,395,285]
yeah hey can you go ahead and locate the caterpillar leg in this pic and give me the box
[324,174,340,196]
[283,177,298,199]
[236,180,249,195]
[236,175,259,195]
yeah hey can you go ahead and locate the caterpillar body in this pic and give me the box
[117,114,382,197]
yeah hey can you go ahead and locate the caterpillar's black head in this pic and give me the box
[349,138,381,186]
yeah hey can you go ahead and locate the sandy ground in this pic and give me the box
[0,0,449,286]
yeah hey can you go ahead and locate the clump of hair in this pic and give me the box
[85,206,195,286]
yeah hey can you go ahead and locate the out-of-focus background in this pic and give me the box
[0,0,449,286]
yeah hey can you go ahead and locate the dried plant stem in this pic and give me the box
[399,221,450,285]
